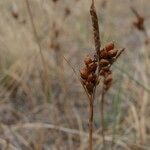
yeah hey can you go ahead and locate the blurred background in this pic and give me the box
[0,0,150,149]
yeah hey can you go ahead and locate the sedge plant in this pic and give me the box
[79,0,124,149]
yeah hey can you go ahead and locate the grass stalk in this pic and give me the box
[25,0,46,68]
[25,0,51,102]
[100,87,106,149]
[89,94,94,150]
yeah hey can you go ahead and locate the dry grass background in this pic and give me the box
[0,0,150,149]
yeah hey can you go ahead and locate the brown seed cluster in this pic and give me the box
[80,56,97,94]
[98,42,118,91]
[80,42,119,94]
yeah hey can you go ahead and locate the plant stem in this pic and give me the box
[25,0,51,102]
[25,0,46,68]
[89,94,94,150]
[101,88,106,149]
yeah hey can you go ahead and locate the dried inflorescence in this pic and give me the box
[80,1,124,149]
[131,7,145,31]
[79,41,123,150]
[98,42,116,91]
[133,16,144,31]
[131,7,149,44]
[80,42,121,95]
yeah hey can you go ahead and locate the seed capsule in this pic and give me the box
[84,56,93,66]
[99,49,108,59]
[87,73,96,83]
[108,49,118,57]
[105,42,114,51]
[86,82,94,94]
[99,66,111,76]
[103,65,110,70]
[99,69,105,76]
[88,62,97,72]
[99,59,110,67]
[80,67,89,79]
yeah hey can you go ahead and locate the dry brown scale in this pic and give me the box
[80,42,119,94]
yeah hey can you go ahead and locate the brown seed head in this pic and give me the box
[80,67,89,79]
[88,62,97,72]
[99,59,110,67]
[86,82,94,94]
[105,42,114,51]
[99,49,108,59]
[102,66,110,72]
[87,73,97,83]
[99,67,110,76]
[84,56,93,66]
[99,69,105,76]
[108,49,118,58]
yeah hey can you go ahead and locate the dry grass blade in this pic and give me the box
[0,138,18,150]
[90,0,101,52]
[115,48,125,60]
[62,55,91,100]
[130,6,140,18]
[25,0,51,102]
[8,123,132,149]
[25,0,46,68]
